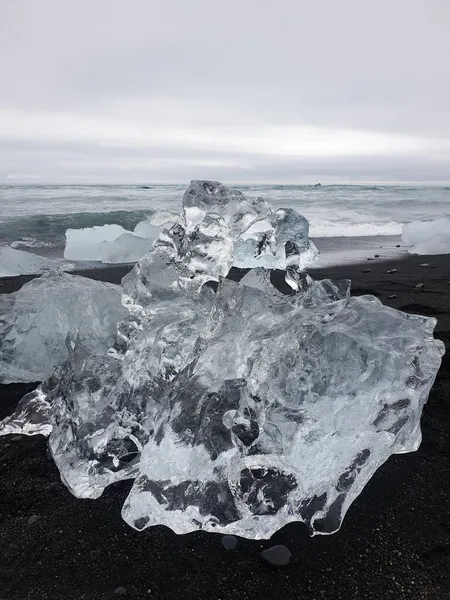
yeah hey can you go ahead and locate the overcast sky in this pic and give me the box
[1,0,449,183]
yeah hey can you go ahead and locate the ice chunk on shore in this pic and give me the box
[121,278,443,537]
[64,224,127,261]
[64,222,160,264]
[98,232,157,264]
[0,180,444,539]
[0,271,127,383]
[133,220,160,240]
[402,219,450,255]
[0,247,71,278]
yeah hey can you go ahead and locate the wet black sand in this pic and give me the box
[0,254,449,600]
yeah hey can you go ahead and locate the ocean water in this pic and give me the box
[0,183,449,260]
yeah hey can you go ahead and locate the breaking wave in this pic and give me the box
[310,221,403,238]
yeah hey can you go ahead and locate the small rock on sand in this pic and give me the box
[386,269,398,274]
[221,535,238,550]
[27,515,39,526]
[374,254,380,258]
[415,283,425,290]
[388,294,397,300]
[361,269,371,273]
[260,545,292,567]
[420,263,429,267]
[396,244,401,247]
[47,482,61,493]
[11,435,24,443]
[114,587,127,595]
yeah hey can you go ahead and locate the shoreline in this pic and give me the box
[0,256,449,599]
[1,233,407,282]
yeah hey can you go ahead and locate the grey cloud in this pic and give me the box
[0,0,449,182]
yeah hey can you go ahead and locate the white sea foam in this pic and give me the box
[310,221,403,238]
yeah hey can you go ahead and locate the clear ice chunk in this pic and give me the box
[0,247,72,277]
[98,232,157,264]
[0,181,444,539]
[121,277,443,537]
[64,222,161,264]
[0,271,127,384]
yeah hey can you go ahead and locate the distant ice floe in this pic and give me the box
[402,219,450,255]
[64,217,171,264]
[0,247,73,278]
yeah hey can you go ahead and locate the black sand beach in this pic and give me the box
[0,254,449,600]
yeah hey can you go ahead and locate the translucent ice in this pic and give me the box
[98,232,157,264]
[402,219,450,255]
[121,277,443,537]
[133,219,165,239]
[64,221,161,264]
[0,271,127,383]
[0,181,444,539]
[64,224,127,261]
[0,247,71,277]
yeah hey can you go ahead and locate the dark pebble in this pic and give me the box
[260,545,292,567]
[361,269,371,273]
[114,587,127,595]
[396,244,401,247]
[374,254,380,258]
[367,257,374,261]
[47,482,61,493]
[221,535,238,550]
[27,515,39,526]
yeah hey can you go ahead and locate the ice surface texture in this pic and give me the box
[0,181,444,539]
[402,219,450,255]
[0,271,127,384]
[0,247,73,277]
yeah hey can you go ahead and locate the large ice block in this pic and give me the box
[121,277,443,537]
[0,181,444,539]
[0,271,127,383]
